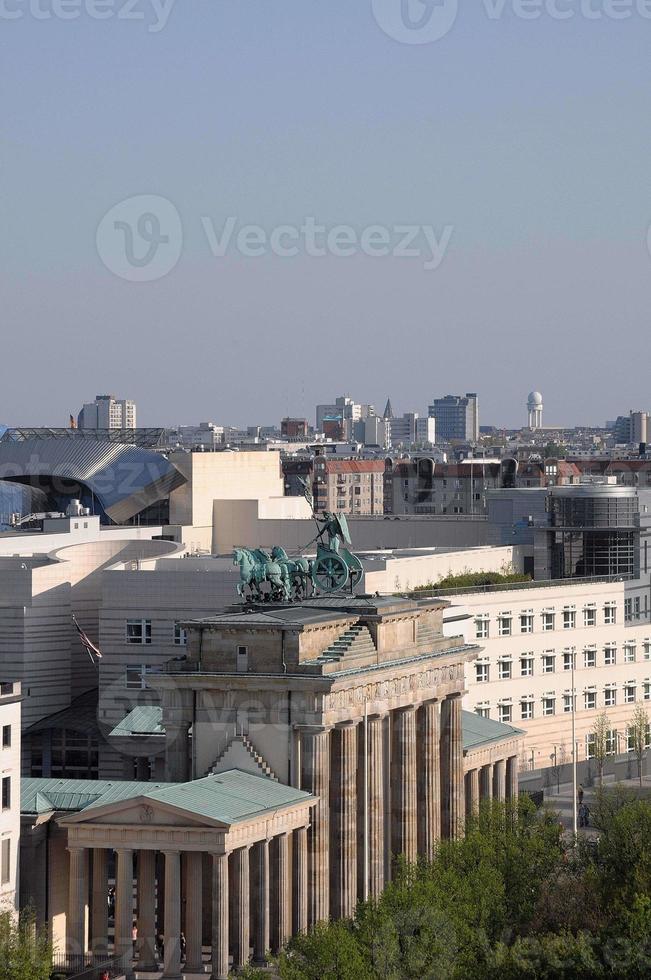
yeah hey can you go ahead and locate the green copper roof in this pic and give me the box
[22,770,314,826]
[462,711,524,751]
[109,705,165,737]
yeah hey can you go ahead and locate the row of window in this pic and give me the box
[477,682,649,723]
[475,643,651,683]
[126,620,187,646]
[586,726,651,758]
[475,603,617,639]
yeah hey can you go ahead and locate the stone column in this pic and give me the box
[466,769,480,819]
[115,848,134,980]
[506,756,519,801]
[331,721,358,919]
[67,846,88,961]
[417,701,441,860]
[440,695,465,840]
[184,851,204,973]
[293,827,308,935]
[136,849,157,972]
[300,726,331,925]
[162,850,182,980]
[480,764,493,802]
[91,848,108,960]
[273,833,291,953]
[368,714,386,900]
[253,840,269,964]
[232,846,250,970]
[392,705,418,863]
[211,853,229,980]
[493,759,506,802]
[165,724,190,782]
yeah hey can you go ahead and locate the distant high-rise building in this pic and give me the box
[281,418,309,440]
[527,391,544,430]
[78,394,136,430]
[428,393,478,443]
[383,397,394,420]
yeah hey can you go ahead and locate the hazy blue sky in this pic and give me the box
[2,1,651,429]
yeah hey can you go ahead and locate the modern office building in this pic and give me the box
[78,395,137,430]
[428,393,479,443]
[388,413,436,448]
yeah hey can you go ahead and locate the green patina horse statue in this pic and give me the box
[233,547,291,602]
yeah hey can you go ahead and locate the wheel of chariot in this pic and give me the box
[312,553,349,593]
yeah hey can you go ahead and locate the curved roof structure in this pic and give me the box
[0,437,186,524]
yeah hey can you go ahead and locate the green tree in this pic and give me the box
[0,908,52,980]
[628,704,649,787]
[590,711,611,787]
[594,798,651,911]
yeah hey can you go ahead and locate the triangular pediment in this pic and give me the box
[60,795,228,830]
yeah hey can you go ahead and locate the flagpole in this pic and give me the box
[572,651,578,841]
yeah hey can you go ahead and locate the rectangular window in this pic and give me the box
[521,700,534,721]
[624,643,636,664]
[584,690,597,711]
[644,642,651,662]
[1,777,10,811]
[583,606,597,627]
[604,687,616,707]
[236,645,249,673]
[604,645,617,666]
[584,648,597,669]
[542,697,556,717]
[563,693,576,713]
[604,603,617,625]
[586,733,596,759]
[563,651,575,672]
[520,655,534,677]
[1,726,10,749]
[126,619,152,645]
[173,622,187,646]
[520,611,534,634]
[0,839,9,885]
[125,665,156,691]
[498,659,512,681]
[606,730,617,755]
[475,663,489,684]
[498,615,512,637]
[542,611,555,632]
[498,704,512,724]
[563,608,576,630]
[644,682,651,702]
[542,653,556,674]
[625,685,636,704]
[475,615,489,640]
[475,706,490,719]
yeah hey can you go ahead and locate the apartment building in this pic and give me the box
[0,681,21,910]
[460,578,651,769]
[78,394,136,430]
[312,458,384,515]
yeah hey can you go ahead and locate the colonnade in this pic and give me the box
[464,754,519,816]
[298,692,465,925]
[67,827,309,980]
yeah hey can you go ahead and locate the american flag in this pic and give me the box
[72,615,103,664]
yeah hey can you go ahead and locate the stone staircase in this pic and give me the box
[206,734,277,781]
[313,623,376,666]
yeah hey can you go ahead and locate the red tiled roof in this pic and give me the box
[322,460,386,474]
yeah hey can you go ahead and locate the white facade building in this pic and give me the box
[457,579,651,769]
[78,395,136,430]
[0,681,21,910]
